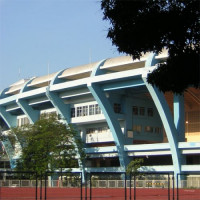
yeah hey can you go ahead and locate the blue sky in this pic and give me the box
[0,0,123,91]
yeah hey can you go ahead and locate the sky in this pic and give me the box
[0,0,123,91]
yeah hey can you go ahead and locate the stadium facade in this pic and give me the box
[0,51,200,178]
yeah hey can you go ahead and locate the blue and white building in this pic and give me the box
[0,50,200,178]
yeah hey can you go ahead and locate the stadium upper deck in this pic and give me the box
[0,51,199,178]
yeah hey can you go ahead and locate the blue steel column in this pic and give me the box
[0,136,15,168]
[174,94,186,167]
[0,107,16,168]
[0,91,18,168]
[142,53,182,177]
[16,78,40,124]
[0,106,17,128]
[46,70,71,124]
[88,60,130,171]
[0,89,17,128]
[174,95,185,142]
[46,71,85,179]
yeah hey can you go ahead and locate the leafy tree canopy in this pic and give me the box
[101,0,200,93]
[126,158,144,176]
[11,113,85,175]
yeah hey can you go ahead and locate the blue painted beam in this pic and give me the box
[85,167,125,173]
[143,53,182,177]
[174,95,185,142]
[0,95,18,106]
[102,78,144,91]
[16,79,40,124]
[46,88,71,123]
[90,59,107,76]
[179,142,200,149]
[46,70,71,123]
[17,99,40,124]
[0,106,18,168]
[86,142,200,153]
[89,60,131,171]
[0,106,17,128]
[125,143,170,151]
[0,137,16,168]
[0,89,19,169]
[87,83,130,170]
[46,71,85,181]
[85,146,118,154]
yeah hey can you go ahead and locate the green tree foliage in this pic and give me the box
[126,158,144,176]
[10,113,85,175]
[101,0,200,93]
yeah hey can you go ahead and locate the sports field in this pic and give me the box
[0,187,200,200]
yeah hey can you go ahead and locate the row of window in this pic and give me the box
[71,104,102,118]
[17,111,57,126]
[86,126,109,134]
[133,125,162,134]
[40,111,58,119]
[113,103,121,113]
[133,106,154,117]
[17,117,30,126]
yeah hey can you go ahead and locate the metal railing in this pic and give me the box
[0,171,200,200]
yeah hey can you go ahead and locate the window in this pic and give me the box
[147,108,153,117]
[89,105,95,115]
[133,106,138,115]
[83,106,88,116]
[95,104,101,114]
[86,126,109,134]
[77,107,82,117]
[71,108,75,118]
[98,127,108,133]
[98,127,103,133]
[41,112,58,119]
[133,125,142,132]
[139,107,145,116]
[24,117,30,125]
[18,117,30,126]
[86,128,96,134]
[114,103,121,113]
[70,103,101,118]
[145,126,153,133]
[155,127,161,134]
[103,126,109,132]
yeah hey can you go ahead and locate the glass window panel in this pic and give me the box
[83,106,88,116]
[77,107,82,117]
[140,107,145,116]
[114,103,121,113]
[145,126,153,133]
[133,106,138,115]
[71,108,75,118]
[147,108,153,117]
[133,125,142,132]
[89,105,95,115]
[95,104,101,114]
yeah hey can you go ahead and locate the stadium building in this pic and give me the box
[0,51,200,179]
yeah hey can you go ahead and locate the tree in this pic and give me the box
[11,113,85,175]
[126,158,144,176]
[101,0,200,93]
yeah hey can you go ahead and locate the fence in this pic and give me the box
[44,171,82,200]
[0,171,200,200]
[0,171,38,200]
[177,173,200,200]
